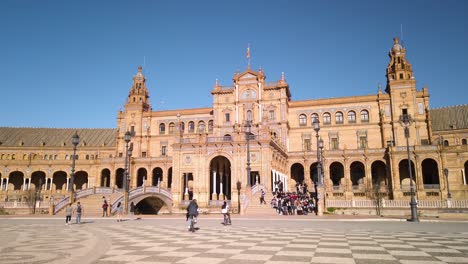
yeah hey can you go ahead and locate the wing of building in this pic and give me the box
[1,38,467,214]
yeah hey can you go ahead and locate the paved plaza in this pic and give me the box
[1,216,468,264]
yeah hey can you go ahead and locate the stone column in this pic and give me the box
[66,178,69,191]
[212,171,217,200]
[219,172,224,200]
[0,178,3,191]
[5,178,9,191]
[22,178,26,191]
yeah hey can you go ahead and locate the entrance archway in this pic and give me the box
[152,167,163,186]
[9,171,24,190]
[350,161,365,186]
[31,171,46,190]
[371,161,388,188]
[137,168,147,187]
[291,163,304,184]
[310,162,318,183]
[330,162,344,187]
[465,161,468,185]
[101,169,111,187]
[209,156,231,201]
[421,159,440,186]
[74,171,88,190]
[399,159,416,188]
[115,168,124,189]
[53,171,67,190]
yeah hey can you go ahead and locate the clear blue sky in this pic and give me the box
[1,0,467,128]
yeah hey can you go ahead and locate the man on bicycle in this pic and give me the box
[221,201,231,225]
[187,199,199,232]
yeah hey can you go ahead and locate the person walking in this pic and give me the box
[221,201,231,225]
[75,202,83,224]
[65,203,72,225]
[102,199,108,217]
[116,202,123,222]
[187,199,199,232]
[260,189,266,205]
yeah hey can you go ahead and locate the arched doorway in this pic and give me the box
[209,156,231,201]
[371,161,388,189]
[100,169,111,187]
[310,162,318,183]
[31,171,46,190]
[291,163,304,185]
[421,159,440,188]
[399,159,416,189]
[465,161,468,185]
[350,161,365,186]
[168,167,173,188]
[115,168,124,189]
[134,197,166,214]
[9,171,24,190]
[74,171,88,190]
[137,168,147,187]
[330,162,344,187]
[152,167,163,186]
[53,171,67,190]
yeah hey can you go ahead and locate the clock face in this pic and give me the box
[241,89,257,100]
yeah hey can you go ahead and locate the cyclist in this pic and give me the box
[187,199,199,232]
[221,201,232,225]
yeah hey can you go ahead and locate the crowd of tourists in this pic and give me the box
[270,181,316,215]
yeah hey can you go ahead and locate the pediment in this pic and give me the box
[239,73,256,80]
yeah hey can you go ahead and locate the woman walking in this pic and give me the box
[116,202,123,222]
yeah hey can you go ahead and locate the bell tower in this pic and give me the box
[385,37,415,92]
[385,37,422,147]
[125,66,151,112]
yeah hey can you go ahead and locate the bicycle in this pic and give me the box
[188,215,196,232]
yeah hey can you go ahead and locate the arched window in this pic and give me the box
[323,112,331,124]
[208,120,213,132]
[360,110,369,122]
[462,139,467,145]
[188,121,195,132]
[348,111,356,123]
[444,140,449,146]
[159,123,166,134]
[299,114,307,126]
[311,113,319,123]
[198,121,206,133]
[180,122,185,132]
[335,112,343,124]
[168,122,175,134]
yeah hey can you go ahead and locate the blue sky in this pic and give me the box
[1,0,467,128]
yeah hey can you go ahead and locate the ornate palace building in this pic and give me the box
[1,38,467,214]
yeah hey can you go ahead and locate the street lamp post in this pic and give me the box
[123,131,132,214]
[245,120,252,187]
[319,138,325,213]
[69,131,80,203]
[444,168,452,199]
[236,181,241,214]
[399,114,419,222]
[312,119,324,216]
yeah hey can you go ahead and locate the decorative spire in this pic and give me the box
[214,78,221,90]
[386,37,414,91]
[278,71,286,84]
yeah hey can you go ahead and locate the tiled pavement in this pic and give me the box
[1,218,468,264]
[95,224,468,264]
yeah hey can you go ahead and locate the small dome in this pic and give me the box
[134,66,145,78]
[391,37,403,52]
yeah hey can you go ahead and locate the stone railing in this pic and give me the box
[326,199,468,209]
[0,201,49,208]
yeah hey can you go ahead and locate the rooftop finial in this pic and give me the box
[281,72,285,81]
[393,37,399,44]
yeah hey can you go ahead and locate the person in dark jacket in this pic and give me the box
[187,199,199,232]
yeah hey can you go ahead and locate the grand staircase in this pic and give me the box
[55,192,121,216]
[245,185,277,215]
